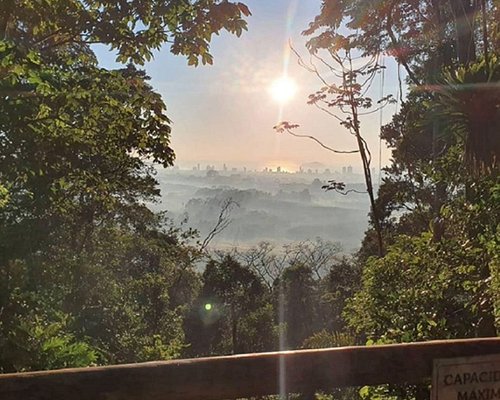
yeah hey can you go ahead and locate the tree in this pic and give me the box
[317,257,362,334]
[280,262,318,349]
[1,60,173,250]
[0,53,203,368]
[304,0,497,78]
[1,0,252,238]
[235,241,287,290]
[226,239,350,350]
[282,238,342,280]
[0,0,251,65]
[0,258,98,372]
[300,0,498,262]
[305,0,499,172]
[275,40,393,256]
[0,0,251,371]
[355,88,442,261]
[300,1,499,351]
[435,56,500,174]
[346,227,497,342]
[186,255,269,356]
[0,208,201,371]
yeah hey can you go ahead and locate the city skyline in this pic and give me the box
[165,161,376,178]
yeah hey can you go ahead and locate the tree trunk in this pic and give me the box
[345,58,384,257]
[231,305,238,354]
[449,0,478,65]
[0,0,15,40]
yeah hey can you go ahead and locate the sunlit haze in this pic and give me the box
[95,0,401,172]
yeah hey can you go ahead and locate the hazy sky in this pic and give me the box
[95,0,403,172]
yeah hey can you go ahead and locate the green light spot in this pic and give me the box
[204,303,212,311]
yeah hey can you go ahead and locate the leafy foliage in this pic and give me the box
[0,0,251,65]
[435,55,500,174]
[346,232,494,341]
[0,0,251,373]
[185,255,273,356]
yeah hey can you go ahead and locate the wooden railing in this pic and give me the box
[0,338,499,400]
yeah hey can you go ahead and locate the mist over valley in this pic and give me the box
[154,165,376,252]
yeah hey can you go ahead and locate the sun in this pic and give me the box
[269,76,298,104]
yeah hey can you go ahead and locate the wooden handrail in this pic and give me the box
[0,338,499,400]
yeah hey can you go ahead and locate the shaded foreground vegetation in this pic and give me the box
[0,1,499,399]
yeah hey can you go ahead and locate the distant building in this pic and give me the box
[347,166,353,174]
[342,166,346,174]
[277,166,281,173]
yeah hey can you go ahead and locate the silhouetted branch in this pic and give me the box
[322,180,367,196]
[199,198,239,252]
[274,122,359,154]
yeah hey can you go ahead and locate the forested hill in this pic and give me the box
[153,169,371,251]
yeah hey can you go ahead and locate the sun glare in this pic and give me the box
[269,76,298,104]
[266,161,299,173]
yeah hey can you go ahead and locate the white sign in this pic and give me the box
[432,354,500,400]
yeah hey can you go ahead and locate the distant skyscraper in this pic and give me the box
[347,166,353,174]
[342,166,346,174]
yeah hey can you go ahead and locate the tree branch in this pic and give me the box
[385,0,421,86]
[199,198,239,252]
[274,124,359,154]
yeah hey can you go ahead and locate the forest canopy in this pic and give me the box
[0,0,251,371]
